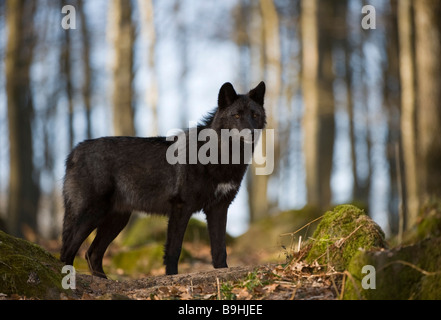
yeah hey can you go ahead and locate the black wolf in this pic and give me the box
[60,81,266,277]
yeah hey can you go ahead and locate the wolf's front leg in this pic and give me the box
[205,204,229,269]
[164,209,192,275]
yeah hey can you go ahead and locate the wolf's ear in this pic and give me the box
[248,81,266,106]
[218,82,238,109]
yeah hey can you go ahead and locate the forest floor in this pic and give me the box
[62,242,343,300]
[71,263,341,300]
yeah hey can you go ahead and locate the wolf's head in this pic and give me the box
[209,82,266,134]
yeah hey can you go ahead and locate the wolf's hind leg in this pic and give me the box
[60,211,100,267]
[86,212,131,278]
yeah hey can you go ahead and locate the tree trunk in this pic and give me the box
[383,0,402,235]
[173,1,189,129]
[79,0,93,139]
[138,0,159,136]
[61,0,74,150]
[398,0,419,230]
[6,0,39,237]
[109,0,135,136]
[414,0,441,201]
[248,0,281,222]
[301,0,335,211]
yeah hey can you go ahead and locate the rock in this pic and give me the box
[397,198,441,245]
[344,236,441,300]
[0,230,73,299]
[416,199,441,240]
[305,205,386,271]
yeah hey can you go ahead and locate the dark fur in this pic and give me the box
[60,82,266,277]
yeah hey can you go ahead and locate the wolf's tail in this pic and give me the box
[60,153,78,264]
[60,197,74,263]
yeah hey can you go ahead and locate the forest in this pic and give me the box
[1,0,441,301]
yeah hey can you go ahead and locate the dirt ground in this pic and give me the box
[67,260,342,300]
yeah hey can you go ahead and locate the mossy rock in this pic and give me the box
[305,205,386,271]
[397,198,441,245]
[0,230,73,299]
[121,215,234,248]
[344,236,441,300]
[417,199,441,240]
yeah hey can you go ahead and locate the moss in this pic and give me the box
[184,218,236,245]
[305,205,386,271]
[419,274,441,300]
[111,243,192,276]
[122,215,168,247]
[0,230,73,299]
[344,237,441,300]
[398,198,441,245]
[112,244,165,276]
[121,216,234,248]
[417,199,441,240]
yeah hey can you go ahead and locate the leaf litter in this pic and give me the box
[31,255,339,301]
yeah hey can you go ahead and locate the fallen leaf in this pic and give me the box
[192,285,203,294]
[169,286,181,296]
[311,260,322,270]
[291,261,307,272]
[203,293,216,300]
[81,292,95,300]
[264,283,279,293]
[253,286,265,296]
[180,292,193,300]
[232,287,251,300]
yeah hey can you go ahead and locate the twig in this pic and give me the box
[378,260,441,276]
[280,216,324,237]
[216,277,221,300]
[0,260,12,269]
[296,236,302,253]
[335,225,363,248]
[274,280,297,286]
[342,270,363,300]
[306,271,343,278]
[339,272,346,300]
[329,271,340,299]
[290,287,298,300]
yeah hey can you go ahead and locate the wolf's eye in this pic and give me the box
[253,113,258,119]
[234,114,240,119]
